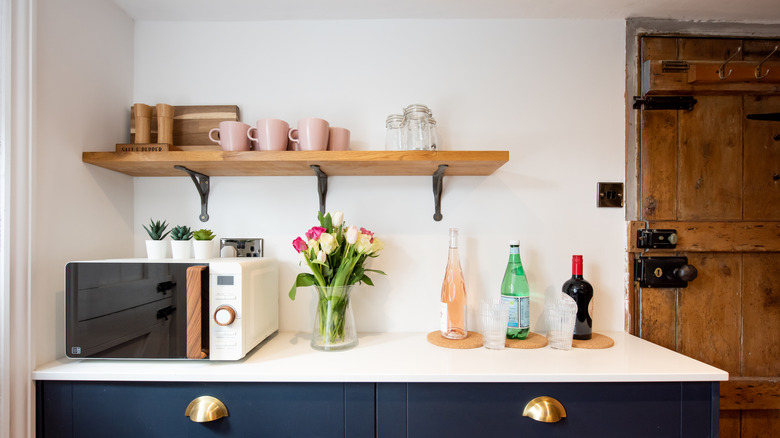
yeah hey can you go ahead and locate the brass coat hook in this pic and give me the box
[717,47,742,80]
[755,45,778,80]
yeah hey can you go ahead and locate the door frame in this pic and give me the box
[623,18,780,333]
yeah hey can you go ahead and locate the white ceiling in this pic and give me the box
[113,0,780,23]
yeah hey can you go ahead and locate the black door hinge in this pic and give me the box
[633,96,697,111]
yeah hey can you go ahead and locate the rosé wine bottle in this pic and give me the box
[440,228,467,339]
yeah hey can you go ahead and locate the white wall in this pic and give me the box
[133,19,627,334]
[34,0,134,364]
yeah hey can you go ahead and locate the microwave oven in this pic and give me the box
[65,258,278,360]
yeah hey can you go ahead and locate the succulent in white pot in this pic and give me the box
[143,218,171,259]
[192,228,216,259]
[170,225,193,259]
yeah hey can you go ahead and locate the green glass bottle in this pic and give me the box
[501,240,530,339]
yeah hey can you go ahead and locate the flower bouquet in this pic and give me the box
[290,211,385,350]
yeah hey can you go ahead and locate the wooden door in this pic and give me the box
[631,36,780,437]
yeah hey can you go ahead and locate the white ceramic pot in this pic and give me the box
[171,240,192,259]
[145,240,168,259]
[193,240,215,259]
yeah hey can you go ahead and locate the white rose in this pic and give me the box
[356,233,373,254]
[319,233,337,254]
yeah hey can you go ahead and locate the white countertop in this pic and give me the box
[33,331,727,383]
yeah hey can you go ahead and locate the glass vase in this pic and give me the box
[311,285,357,351]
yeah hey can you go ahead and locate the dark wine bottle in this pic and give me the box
[562,255,593,340]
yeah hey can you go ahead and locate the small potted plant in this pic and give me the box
[143,218,171,259]
[192,228,216,259]
[170,225,193,259]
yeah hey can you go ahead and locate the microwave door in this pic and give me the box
[66,262,201,359]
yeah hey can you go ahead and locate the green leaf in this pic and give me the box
[364,269,387,276]
[289,273,316,300]
[319,212,333,232]
[360,275,374,286]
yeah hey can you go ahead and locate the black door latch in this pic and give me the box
[637,229,678,249]
[635,256,697,288]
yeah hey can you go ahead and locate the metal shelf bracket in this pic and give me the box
[311,165,328,215]
[174,165,210,222]
[432,164,448,221]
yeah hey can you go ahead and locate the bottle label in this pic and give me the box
[518,296,529,329]
[502,296,520,328]
[440,303,448,333]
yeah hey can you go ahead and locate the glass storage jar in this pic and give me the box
[385,114,404,150]
[402,104,432,150]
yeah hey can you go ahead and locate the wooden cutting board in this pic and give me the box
[130,105,240,147]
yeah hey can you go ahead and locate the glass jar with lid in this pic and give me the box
[402,104,432,150]
[385,114,404,150]
[428,116,438,150]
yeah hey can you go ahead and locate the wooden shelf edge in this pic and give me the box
[82,150,510,177]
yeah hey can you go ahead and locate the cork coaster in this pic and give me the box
[426,331,483,349]
[572,333,614,349]
[505,332,548,349]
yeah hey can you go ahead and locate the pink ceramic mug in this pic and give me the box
[328,127,350,151]
[247,119,290,151]
[288,118,329,151]
[209,121,251,151]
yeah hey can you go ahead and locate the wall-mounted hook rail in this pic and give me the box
[310,165,328,215]
[432,164,448,221]
[174,165,210,222]
[755,45,778,80]
[717,47,742,80]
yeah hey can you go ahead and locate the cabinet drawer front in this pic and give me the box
[401,382,703,438]
[69,382,346,438]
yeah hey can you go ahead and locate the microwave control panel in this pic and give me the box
[209,270,243,360]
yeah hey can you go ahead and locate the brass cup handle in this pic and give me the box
[523,396,566,423]
[184,396,229,423]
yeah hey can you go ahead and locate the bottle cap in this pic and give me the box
[508,239,519,246]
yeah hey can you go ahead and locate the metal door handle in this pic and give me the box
[674,264,698,282]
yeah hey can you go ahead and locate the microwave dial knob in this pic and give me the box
[214,305,236,326]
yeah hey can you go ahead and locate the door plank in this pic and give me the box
[679,38,743,62]
[678,96,743,220]
[678,253,742,375]
[743,95,780,220]
[742,254,780,377]
[639,287,677,351]
[627,220,780,252]
[721,378,780,410]
[742,410,780,438]
[719,410,741,438]
[641,110,679,220]
[641,36,678,62]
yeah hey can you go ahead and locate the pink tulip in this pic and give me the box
[292,237,308,253]
[346,226,359,244]
[305,226,327,241]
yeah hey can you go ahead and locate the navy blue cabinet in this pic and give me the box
[36,381,373,438]
[37,380,718,438]
[377,382,719,438]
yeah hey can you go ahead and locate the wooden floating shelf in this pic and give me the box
[82,150,509,177]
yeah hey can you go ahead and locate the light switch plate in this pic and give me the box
[597,182,623,208]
